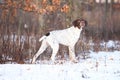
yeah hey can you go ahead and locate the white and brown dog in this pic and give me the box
[32,19,87,63]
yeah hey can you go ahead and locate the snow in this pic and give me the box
[0,40,120,80]
[106,40,115,48]
[0,51,120,80]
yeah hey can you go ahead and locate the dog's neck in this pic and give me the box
[73,26,83,32]
[70,26,83,36]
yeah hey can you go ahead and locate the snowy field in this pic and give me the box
[0,51,120,80]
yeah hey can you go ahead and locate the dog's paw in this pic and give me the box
[71,59,79,63]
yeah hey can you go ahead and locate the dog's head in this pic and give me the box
[72,18,87,29]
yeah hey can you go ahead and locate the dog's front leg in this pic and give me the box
[68,46,78,63]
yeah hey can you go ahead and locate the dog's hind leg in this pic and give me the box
[32,40,48,63]
[50,43,59,61]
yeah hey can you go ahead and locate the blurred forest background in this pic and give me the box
[0,0,120,63]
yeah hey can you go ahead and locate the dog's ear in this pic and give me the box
[72,19,81,27]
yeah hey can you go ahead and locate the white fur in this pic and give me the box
[32,26,83,63]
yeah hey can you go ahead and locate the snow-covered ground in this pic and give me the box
[0,51,120,80]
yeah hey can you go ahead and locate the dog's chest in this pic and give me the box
[69,27,81,41]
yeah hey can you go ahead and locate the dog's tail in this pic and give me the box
[39,32,50,42]
[39,36,46,42]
